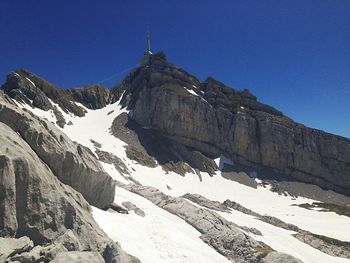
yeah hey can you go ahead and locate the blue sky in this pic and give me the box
[0,1,349,138]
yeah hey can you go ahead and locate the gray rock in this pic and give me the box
[7,245,44,263]
[110,112,214,176]
[107,203,129,214]
[95,149,130,175]
[0,236,33,263]
[259,251,303,263]
[2,69,86,117]
[65,85,111,109]
[0,99,139,262]
[111,53,350,195]
[49,251,104,263]
[0,100,115,209]
[122,201,146,217]
[294,232,350,259]
[52,105,66,128]
[182,193,230,212]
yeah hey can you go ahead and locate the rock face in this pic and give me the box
[0,236,33,262]
[50,251,105,263]
[112,52,350,195]
[2,69,86,116]
[0,99,115,208]
[65,85,111,109]
[1,69,115,120]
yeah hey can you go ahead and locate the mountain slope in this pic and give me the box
[1,52,350,263]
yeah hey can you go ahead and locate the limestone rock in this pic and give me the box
[0,236,33,263]
[2,69,86,116]
[112,52,350,195]
[0,99,115,209]
[182,193,230,212]
[65,85,111,109]
[259,252,303,263]
[50,251,104,263]
[122,201,146,217]
[7,245,44,263]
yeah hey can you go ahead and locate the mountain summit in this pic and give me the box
[1,52,350,263]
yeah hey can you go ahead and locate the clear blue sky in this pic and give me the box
[1,1,349,138]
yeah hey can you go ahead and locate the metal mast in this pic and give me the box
[147,30,151,53]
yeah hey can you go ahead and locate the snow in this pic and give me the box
[214,155,234,170]
[17,100,57,124]
[184,86,199,97]
[92,186,232,263]
[218,209,350,263]
[129,169,350,242]
[25,77,36,87]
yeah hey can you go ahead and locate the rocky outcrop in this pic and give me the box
[111,112,216,175]
[182,193,230,212]
[121,201,146,217]
[65,85,111,109]
[0,98,115,208]
[259,252,303,263]
[112,52,350,195]
[1,70,115,121]
[2,69,86,116]
[0,236,33,262]
[50,251,105,263]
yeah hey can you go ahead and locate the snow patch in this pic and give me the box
[25,77,36,87]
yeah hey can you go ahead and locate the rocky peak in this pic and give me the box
[110,53,350,195]
[1,69,118,117]
[1,69,86,116]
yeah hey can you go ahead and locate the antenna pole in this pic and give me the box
[147,30,151,52]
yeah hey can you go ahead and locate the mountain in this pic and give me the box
[0,52,350,263]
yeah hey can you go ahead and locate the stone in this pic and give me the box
[2,69,86,117]
[0,97,139,263]
[65,85,111,109]
[110,52,350,195]
[50,251,104,263]
[182,193,230,212]
[259,251,303,263]
[122,201,146,217]
[0,100,115,209]
[0,236,33,263]
[7,245,44,263]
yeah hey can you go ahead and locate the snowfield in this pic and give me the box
[92,186,232,263]
[21,99,350,263]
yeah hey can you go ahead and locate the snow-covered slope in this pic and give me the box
[17,98,350,263]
